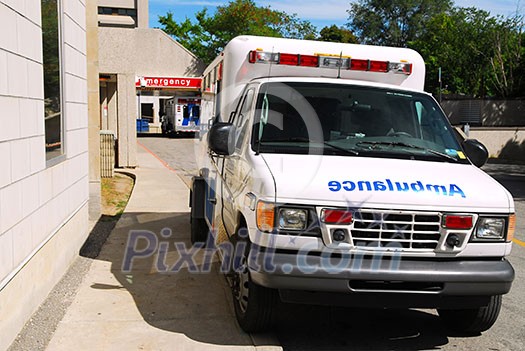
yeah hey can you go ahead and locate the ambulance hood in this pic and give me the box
[260,154,513,212]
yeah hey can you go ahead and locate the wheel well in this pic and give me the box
[236,215,248,235]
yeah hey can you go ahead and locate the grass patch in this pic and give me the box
[101,173,134,218]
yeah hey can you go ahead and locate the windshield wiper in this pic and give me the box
[323,141,359,155]
[256,138,359,156]
[356,141,459,162]
[255,137,311,143]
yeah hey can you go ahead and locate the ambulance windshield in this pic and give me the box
[251,82,467,163]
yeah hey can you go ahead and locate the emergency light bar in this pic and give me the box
[248,50,412,75]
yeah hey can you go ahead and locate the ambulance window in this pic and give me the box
[234,88,255,151]
[415,101,424,123]
[417,99,458,147]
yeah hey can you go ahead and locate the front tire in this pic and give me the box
[230,232,277,332]
[438,295,502,334]
[190,216,208,245]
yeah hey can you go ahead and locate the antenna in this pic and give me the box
[337,51,342,79]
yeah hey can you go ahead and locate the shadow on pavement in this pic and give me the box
[80,215,121,259]
[89,211,253,346]
[79,209,481,350]
[482,163,525,200]
[275,304,457,350]
[486,173,525,200]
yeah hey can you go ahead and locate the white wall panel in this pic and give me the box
[0,229,13,282]
[7,53,28,97]
[16,14,41,61]
[21,173,39,217]
[0,3,18,53]
[30,135,45,174]
[63,14,86,56]
[64,0,85,29]
[27,60,43,98]
[0,141,11,188]
[0,50,7,94]
[0,96,21,141]
[0,180,23,234]
[11,217,33,268]
[24,0,40,25]
[10,138,31,182]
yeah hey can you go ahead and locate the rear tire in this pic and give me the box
[438,295,502,334]
[231,231,277,332]
[190,179,208,245]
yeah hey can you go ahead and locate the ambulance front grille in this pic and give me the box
[350,210,441,250]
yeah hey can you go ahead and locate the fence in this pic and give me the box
[100,131,115,178]
[441,98,525,127]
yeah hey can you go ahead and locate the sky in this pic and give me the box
[148,0,524,30]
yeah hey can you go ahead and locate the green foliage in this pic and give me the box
[318,25,358,43]
[159,0,317,65]
[348,0,453,47]
[348,0,525,98]
[410,7,524,97]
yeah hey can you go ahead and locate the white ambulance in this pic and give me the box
[162,97,201,134]
[190,36,515,333]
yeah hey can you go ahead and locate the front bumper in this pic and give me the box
[248,249,514,307]
[176,122,199,132]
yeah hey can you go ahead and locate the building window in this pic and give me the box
[42,0,63,161]
[97,7,137,27]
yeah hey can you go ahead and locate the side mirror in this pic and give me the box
[208,122,236,156]
[462,139,488,168]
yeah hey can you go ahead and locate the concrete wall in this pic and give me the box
[87,0,101,220]
[0,1,90,349]
[469,127,525,163]
[98,27,204,167]
[98,28,204,76]
[137,0,148,29]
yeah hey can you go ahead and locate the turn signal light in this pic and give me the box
[257,201,275,232]
[508,213,516,242]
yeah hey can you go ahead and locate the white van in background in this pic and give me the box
[162,97,201,135]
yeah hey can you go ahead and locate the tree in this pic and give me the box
[318,25,358,43]
[347,0,453,47]
[410,7,525,97]
[159,0,317,64]
[486,16,524,97]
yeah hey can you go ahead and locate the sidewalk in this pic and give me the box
[44,144,281,351]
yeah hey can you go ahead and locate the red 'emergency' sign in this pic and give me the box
[136,76,201,89]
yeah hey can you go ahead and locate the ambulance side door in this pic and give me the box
[221,86,256,235]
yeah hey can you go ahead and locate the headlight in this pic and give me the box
[475,217,506,240]
[278,208,307,231]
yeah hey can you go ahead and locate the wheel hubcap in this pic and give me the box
[233,257,250,313]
